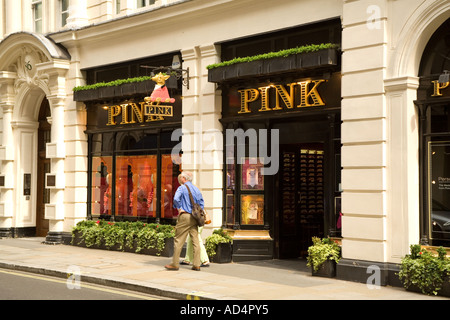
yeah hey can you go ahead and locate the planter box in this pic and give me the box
[311,260,337,278]
[210,242,232,264]
[74,80,162,102]
[120,83,137,96]
[73,89,99,102]
[298,48,338,69]
[98,86,117,99]
[71,231,174,257]
[134,80,155,95]
[134,237,174,257]
[208,48,339,83]
[238,61,263,77]
[404,278,450,297]
[208,67,226,83]
[263,55,296,74]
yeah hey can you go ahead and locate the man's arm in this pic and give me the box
[173,186,183,209]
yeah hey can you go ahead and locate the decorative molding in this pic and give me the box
[384,76,420,92]
[12,46,50,93]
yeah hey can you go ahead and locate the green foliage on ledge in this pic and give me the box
[206,43,339,70]
[205,228,233,258]
[398,244,450,295]
[72,220,175,255]
[72,75,154,92]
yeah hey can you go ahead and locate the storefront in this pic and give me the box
[209,19,342,261]
[76,52,183,224]
[416,17,450,247]
[1,0,449,289]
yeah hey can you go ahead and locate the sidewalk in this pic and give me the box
[0,237,447,300]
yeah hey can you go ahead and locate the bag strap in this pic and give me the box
[184,184,196,206]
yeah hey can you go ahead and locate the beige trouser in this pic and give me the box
[171,213,201,268]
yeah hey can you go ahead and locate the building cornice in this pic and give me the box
[48,0,246,46]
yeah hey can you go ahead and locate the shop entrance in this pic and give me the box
[278,143,325,258]
[36,98,51,237]
[271,114,340,259]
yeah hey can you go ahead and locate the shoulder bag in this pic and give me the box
[184,184,206,227]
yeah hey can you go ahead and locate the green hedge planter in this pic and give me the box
[72,231,175,257]
[73,76,177,102]
[71,220,175,257]
[207,45,339,83]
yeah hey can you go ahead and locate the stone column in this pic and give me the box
[37,60,70,243]
[341,0,388,262]
[384,76,420,261]
[181,45,222,235]
[0,72,17,237]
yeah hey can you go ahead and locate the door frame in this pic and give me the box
[36,98,51,237]
[271,113,341,259]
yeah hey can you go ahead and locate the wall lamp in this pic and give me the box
[438,70,449,84]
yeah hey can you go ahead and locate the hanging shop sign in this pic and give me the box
[105,72,176,126]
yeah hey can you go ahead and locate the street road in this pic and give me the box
[0,268,168,300]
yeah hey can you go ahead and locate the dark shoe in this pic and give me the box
[180,260,190,265]
[201,263,210,267]
[165,264,179,271]
[191,266,201,271]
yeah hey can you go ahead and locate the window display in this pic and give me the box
[241,194,264,225]
[91,156,112,216]
[88,129,181,220]
[161,154,181,219]
[241,157,264,190]
[116,155,157,217]
[223,135,266,228]
[428,141,450,241]
[225,160,236,226]
[226,194,235,225]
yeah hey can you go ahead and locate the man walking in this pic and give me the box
[165,172,204,271]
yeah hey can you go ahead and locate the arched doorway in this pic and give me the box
[36,97,51,237]
[0,32,71,242]
[416,17,450,246]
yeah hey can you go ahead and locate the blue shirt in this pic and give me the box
[173,181,204,213]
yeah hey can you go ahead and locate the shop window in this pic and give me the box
[417,18,450,246]
[115,154,157,217]
[224,123,268,229]
[428,141,450,243]
[91,156,112,216]
[89,129,181,221]
[225,160,236,227]
[161,154,181,219]
[420,104,450,245]
[240,158,264,226]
